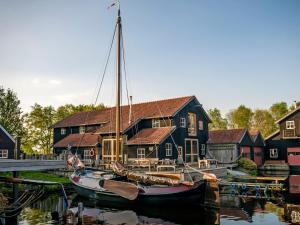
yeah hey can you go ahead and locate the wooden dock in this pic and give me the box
[0,159,66,172]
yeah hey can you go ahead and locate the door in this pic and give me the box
[185,139,198,163]
[102,139,122,164]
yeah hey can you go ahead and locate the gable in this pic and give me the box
[0,125,15,148]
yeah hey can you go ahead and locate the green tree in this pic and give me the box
[227,105,253,129]
[252,109,277,137]
[208,108,227,130]
[23,104,56,154]
[270,102,288,121]
[0,86,25,137]
[55,103,105,122]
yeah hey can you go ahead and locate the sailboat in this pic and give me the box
[69,3,218,207]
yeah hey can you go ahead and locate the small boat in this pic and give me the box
[69,3,218,207]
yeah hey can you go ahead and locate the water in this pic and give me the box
[2,193,299,225]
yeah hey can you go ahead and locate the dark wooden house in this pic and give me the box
[0,125,15,159]
[265,106,300,171]
[53,96,211,166]
[249,130,265,166]
[207,128,255,164]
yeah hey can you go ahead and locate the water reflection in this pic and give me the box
[1,174,300,225]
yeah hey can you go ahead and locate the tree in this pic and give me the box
[0,86,25,137]
[289,101,300,111]
[227,105,253,129]
[55,103,105,122]
[23,104,56,154]
[252,109,277,137]
[270,102,288,121]
[208,108,228,130]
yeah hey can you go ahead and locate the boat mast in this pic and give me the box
[115,6,121,162]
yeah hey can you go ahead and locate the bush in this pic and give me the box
[238,158,257,176]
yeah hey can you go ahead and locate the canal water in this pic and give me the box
[2,192,299,225]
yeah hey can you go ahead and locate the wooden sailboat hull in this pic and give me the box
[70,174,207,206]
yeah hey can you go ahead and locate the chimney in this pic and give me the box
[14,137,21,160]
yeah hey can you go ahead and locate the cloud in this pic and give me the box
[32,78,40,84]
[49,79,62,85]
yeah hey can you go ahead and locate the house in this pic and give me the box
[0,125,15,159]
[249,130,265,166]
[52,96,211,165]
[264,106,300,171]
[207,128,255,165]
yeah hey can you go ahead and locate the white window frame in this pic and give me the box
[270,148,278,159]
[0,149,8,159]
[165,143,172,156]
[61,128,66,135]
[79,126,85,134]
[180,117,186,128]
[177,146,183,158]
[198,120,204,130]
[286,120,295,129]
[152,119,160,128]
[201,144,206,155]
[137,148,146,159]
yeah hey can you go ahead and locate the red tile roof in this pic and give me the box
[127,127,176,145]
[53,133,100,148]
[53,96,195,133]
[208,128,246,144]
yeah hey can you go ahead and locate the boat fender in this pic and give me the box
[255,185,260,191]
[99,178,104,187]
[241,184,247,190]
[90,149,95,156]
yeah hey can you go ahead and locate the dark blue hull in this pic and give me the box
[71,178,207,207]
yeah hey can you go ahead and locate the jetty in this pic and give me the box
[0,159,66,172]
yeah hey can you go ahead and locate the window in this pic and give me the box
[286,121,295,129]
[165,143,172,156]
[201,144,206,155]
[188,113,197,136]
[137,148,146,159]
[198,121,203,130]
[79,126,85,134]
[61,128,66,135]
[152,119,160,128]
[180,118,186,128]
[0,150,8,159]
[177,146,183,157]
[270,148,278,158]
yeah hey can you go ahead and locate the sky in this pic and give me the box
[0,0,299,115]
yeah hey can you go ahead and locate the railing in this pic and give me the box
[283,129,296,138]
[21,154,61,160]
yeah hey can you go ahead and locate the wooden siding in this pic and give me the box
[207,144,238,163]
[279,111,300,139]
[253,147,263,166]
[0,127,15,159]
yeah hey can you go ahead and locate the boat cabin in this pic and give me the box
[53,96,211,166]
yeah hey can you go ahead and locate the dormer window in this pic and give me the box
[61,128,66,135]
[286,121,295,129]
[152,119,160,128]
[180,117,186,128]
[79,126,85,134]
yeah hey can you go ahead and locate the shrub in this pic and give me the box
[238,157,257,176]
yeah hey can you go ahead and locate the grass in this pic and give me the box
[0,171,71,193]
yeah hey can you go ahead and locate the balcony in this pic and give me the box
[283,129,300,139]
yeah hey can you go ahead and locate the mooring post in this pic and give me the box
[12,171,19,201]
[78,202,83,225]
